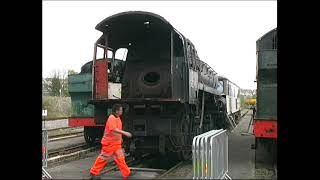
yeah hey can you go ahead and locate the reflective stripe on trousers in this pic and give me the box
[98,148,125,160]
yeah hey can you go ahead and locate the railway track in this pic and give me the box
[47,127,84,141]
[85,152,187,179]
[97,153,150,176]
[48,142,89,157]
[153,161,185,179]
[47,126,83,133]
[241,109,250,118]
[47,143,99,166]
[48,131,83,142]
[228,109,250,133]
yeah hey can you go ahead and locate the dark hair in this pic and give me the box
[112,104,122,115]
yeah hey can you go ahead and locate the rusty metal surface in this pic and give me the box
[94,60,108,99]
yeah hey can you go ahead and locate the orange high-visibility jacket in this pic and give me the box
[101,114,123,148]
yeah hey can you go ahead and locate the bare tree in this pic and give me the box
[51,70,62,96]
[42,69,74,97]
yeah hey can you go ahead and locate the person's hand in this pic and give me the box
[125,132,132,138]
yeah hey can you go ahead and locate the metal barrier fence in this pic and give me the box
[42,128,52,179]
[192,129,231,179]
[42,128,48,167]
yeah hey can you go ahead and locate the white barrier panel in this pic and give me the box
[42,128,52,179]
[192,129,230,179]
[42,129,48,168]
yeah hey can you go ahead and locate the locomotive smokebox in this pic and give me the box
[126,60,171,98]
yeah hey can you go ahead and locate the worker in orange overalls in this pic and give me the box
[90,104,133,180]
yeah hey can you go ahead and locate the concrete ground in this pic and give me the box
[228,111,256,179]
[159,160,193,179]
[229,110,276,179]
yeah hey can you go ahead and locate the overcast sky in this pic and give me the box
[43,1,277,90]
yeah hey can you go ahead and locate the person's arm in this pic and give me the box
[112,128,132,138]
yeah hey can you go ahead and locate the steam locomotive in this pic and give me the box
[254,28,277,167]
[68,11,239,160]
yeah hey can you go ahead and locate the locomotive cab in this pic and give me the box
[90,11,189,124]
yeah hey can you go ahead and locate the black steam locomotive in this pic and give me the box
[68,11,233,160]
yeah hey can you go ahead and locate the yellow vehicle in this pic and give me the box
[245,98,256,106]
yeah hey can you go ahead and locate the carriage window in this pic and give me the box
[115,48,128,61]
[233,87,235,97]
[217,82,223,93]
[219,80,224,93]
[235,87,238,97]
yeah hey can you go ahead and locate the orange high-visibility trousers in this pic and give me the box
[90,145,131,179]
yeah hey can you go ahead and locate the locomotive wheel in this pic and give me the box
[84,127,96,146]
[180,149,191,160]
